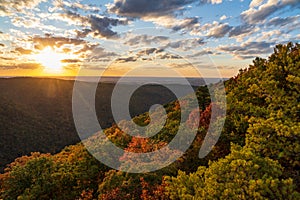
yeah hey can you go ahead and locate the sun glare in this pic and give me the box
[34,47,66,74]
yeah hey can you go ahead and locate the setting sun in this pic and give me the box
[34,47,66,74]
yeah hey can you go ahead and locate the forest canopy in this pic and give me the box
[0,42,299,199]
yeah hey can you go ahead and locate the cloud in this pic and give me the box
[9,14,59,32]
[15,47,33,55]
[49,0,101,13]
[136,48,164,56]
[107,0,223,18]
[114,47,182,64]
[55,0,101,13]
[218,41,275,59]
[168,62,193,69]
[29,35,104,59]
[32,35,87,50]
[0,0,46,16]
[0,56,14,60]
[58,10,85,25]
[59,10,128,39]
[171,17,200,32]
[0,31,11,41]
[255,30,286,42]
[124,34,169,46]
[249,0,264,8]
[115,56,137,63]
[241,0,300,24]
[107,0,195,18]
[136,48,182,59]
[88,47,119,61]
[60,59,82,63]
[200,0,223,4]
[74,44,98,55]
[206,22,232,38]
[63,63,82,70]
[157,52,182,59]
[107,0,223,33]
[187,50,213,58]
[228,24,255,37]
[163,38,205,51]
[17,62,42,69]
[220,15,227,21]
[234,55,257,60]
[0,62,42,70]
[62,48,71,53]
[87,15,128,38]
[142,16,201,33]
[267,15,300,27]
[75,29,92,38]
[0,64,16,70]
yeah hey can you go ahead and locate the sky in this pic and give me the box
[0,0,299,77]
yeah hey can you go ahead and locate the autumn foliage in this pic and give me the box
[1,42,300,199]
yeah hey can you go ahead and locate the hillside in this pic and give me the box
[0,78,192,172]
[0,42,299,199]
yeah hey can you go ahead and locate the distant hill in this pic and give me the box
[0,77,196,172]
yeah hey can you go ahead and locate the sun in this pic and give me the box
[34,47,66,74]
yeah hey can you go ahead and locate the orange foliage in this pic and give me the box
[140,177,169,200]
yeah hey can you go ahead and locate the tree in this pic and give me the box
[166,145,299,199]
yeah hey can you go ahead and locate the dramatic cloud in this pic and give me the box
[218,41,275,59]
[125,34,169,46]
[0,0,298,77]
[86,15,128,39]
[60,11,128,39]
[15,47,33,55]
[114,47,182,63]
[60,59,82,63]
[107,0,195,18]
[0,56,14,60]
[206,22,232,38]
[115,56,137,63]
[187,50,214,58]
[157,52,181,59]
[267,15,300,27]
[107,0,219,33]
[32,35,87,50]
[241,0,299,24]
[74,44,98,55]
[88,47,119,61]
[9,15,58,32]
[108,0,223,18]
[163,38,205,51]
[168,62,195,69]
[0,62,42,70]
[171,17,200,32]
[142,16,201,33]
[249,0,264,8]
[136,48,164,56]
[28,35,105,60]
[54,0,100,13]
[0,0,46,16]
[17,62,42,69]
[229,24,255,37]
[200,0,223,4]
